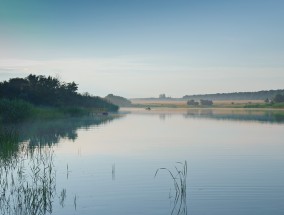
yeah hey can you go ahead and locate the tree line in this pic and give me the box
[0,74,118,111]
[187,99,213,106]
[183,89,284,101]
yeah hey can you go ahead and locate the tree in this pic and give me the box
[273,94,284,103]
[187,100,199,106]
[0,74,118,111]
[200,99,213,106]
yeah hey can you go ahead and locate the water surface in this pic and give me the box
[1,108,284,215]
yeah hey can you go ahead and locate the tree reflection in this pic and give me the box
[0,114,122,214]
[183,109,284,124]
[4,114,121,148]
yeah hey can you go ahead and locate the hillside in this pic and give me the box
[105,94,132,107]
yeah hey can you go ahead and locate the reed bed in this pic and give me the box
[0,146,59,215]
[0,128,19,164]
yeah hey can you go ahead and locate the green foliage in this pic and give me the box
[244,102,284,109]
[59,107,89,117]
[273,94,284,103]
[0,99,34,122]
[0,74,118,112]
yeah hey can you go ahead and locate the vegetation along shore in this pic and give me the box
[0,74,118,123]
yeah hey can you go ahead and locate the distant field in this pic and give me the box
[210,100,264,105]
[131,99,186,105]
[131,99,265,107]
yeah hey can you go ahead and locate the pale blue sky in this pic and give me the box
[0,0,283,97]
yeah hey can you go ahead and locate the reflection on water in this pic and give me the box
[183,109,284,123]
[4,114,122,147]
[0,114,121,214]
[0,146,57,215]
[123,108,284,124]
[0,109,284,215]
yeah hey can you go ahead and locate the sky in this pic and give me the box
[0,0,283,98]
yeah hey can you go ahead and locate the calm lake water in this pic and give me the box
[1,108,284,215]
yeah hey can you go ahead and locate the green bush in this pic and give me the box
[0,74,119,112]
[0,99,34,122]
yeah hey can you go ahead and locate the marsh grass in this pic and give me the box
[0,127,19,163]
[0,99,34,123]
[0,146,66,215]
[0,98,108,123]
[34,107,90,119]
[59,107,90,117]
[155,161,188,215]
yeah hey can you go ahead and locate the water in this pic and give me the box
[1,108,284,215]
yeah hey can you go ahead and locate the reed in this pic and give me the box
[155,161,188,215]
[0,147,59,215]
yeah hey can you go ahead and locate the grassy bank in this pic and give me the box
[0,99,112,123]
[244,102,284,109]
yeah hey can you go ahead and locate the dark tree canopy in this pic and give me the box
[200,99,213,106]
[0,74,118,111]
[187,100,199,106]
[273,94,284,103]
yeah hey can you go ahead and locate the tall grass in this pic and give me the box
[0,127,19,163]
[0,99,34,123]
[59,107,90,117]
[0,98,107,123]
[0,147,59,215]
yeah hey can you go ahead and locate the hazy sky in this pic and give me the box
[0,0,283,98]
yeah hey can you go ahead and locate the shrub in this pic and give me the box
[200,99,213,106]
[187,100,199,106]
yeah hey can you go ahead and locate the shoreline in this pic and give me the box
[129,99,284,110]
